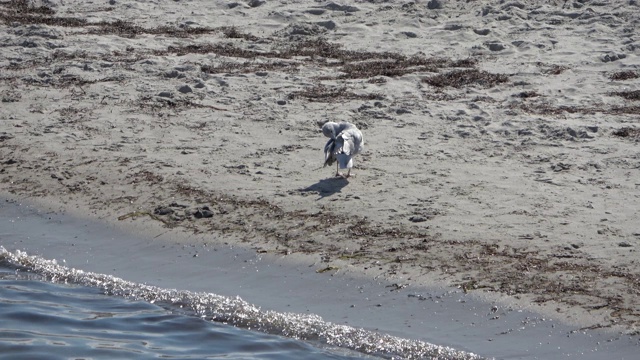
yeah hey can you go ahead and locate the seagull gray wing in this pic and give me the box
[335,128,362,169]
[340,128,363,154]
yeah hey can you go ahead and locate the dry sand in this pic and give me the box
[1,0,640,340]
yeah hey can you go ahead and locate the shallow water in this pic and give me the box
[0,249,483,360]
[0,262,373,360]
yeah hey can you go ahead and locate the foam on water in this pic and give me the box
[0,247,484,360]
[0,262,366,360]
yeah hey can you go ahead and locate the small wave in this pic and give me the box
[0,247,485,360]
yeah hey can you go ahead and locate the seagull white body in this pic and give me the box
[322,121,364,178]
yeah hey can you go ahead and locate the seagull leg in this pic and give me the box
[335,163,342,177]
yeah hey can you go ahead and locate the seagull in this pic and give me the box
[322,121,364,178]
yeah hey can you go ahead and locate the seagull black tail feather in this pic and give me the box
[323,138,336,167]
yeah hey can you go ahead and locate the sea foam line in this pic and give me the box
[0,247,486,360]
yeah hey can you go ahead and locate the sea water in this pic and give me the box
[0,261,372,360]
[0,248,482,360]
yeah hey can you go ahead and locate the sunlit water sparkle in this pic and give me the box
[0,247,484,360]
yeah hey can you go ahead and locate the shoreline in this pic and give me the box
[1,189,629,333]
[2,195,639,359]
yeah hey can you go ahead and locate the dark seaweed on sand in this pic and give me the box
[518,102,640,116]
[0,0,55,15]
[609,70,640,81]
[0,1,221,38]
[0,2,479,82]
[610,90,640,101]
[423,69,509,88]
[161,38,476,79]
[612,127,640,138]
[287,85,384,102]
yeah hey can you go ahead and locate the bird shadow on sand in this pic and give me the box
[299,177,349,199]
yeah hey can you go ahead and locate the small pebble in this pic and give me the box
[487,42,506,51]
[194,207,214,219]
[178,85,193,94]
[248,0,265,7]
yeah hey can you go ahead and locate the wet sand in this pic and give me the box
[2,197,639,359]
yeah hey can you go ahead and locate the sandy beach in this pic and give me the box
[2,0,640,352]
